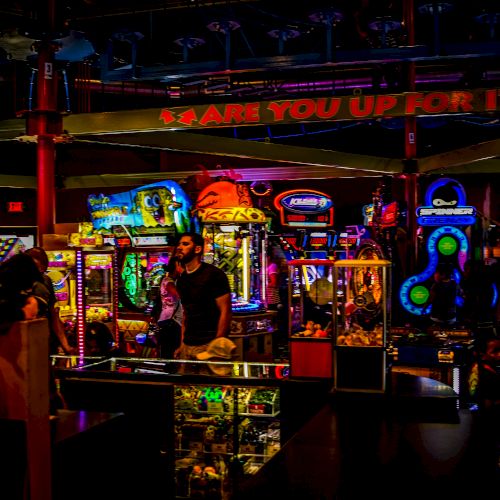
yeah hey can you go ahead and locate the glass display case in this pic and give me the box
[333,259,392,393]
[55,357,289,499]
[287,259,335,378]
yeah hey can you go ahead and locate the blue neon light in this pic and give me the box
[424,178,466,207]
[399,226,468,316]
[418,178,475,227]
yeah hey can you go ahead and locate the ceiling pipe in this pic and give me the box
[73,70,500,99]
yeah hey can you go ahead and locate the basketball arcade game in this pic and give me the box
[88,179,192,354]
[193,180,274,360]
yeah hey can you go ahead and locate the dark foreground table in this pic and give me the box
[239,373,499,500]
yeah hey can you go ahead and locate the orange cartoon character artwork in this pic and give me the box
[195,180,266,223]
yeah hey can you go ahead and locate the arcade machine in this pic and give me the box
[348,181,398,262]
[334,258,392,393]
[46,249,77,321]
[65,225,118,358]
[87,179,192,354]
[274,189,336,377]
[0,226,37,262]
[396,178,479,404]
[193,179,273,361]
[287,258,335,378]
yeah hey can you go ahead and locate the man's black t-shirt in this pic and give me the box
[176,262,231,346]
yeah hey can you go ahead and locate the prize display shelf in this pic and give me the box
[55,357,290,499]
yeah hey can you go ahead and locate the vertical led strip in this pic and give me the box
[112,250,119,346]
[76,249,85,364]
[242,236,250,302]
[261,235,267,306]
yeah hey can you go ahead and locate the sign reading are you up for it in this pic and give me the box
[158,88,500,128]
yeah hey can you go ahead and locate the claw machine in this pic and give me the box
[287,259,335,378]
[333,259,392,393]
[56,224,119,357]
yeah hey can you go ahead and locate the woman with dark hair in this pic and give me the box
[151,256,184,359]
[24,246,74,355]
[0,252,43,330]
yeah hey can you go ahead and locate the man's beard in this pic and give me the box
[178,246,197,265]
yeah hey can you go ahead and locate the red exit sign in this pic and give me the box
[7,201,24,213]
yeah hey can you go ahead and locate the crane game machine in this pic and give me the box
[274,189,336,378]
[52,222,117,356]
[397,178,479,402]
[193,179,274,360]
[88,180,192,353]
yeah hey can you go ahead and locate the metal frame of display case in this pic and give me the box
[333,259,392,394]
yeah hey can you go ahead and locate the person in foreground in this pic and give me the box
[174,232,232,363]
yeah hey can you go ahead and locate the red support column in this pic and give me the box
[34,40,60,241]
[403,0,419,275]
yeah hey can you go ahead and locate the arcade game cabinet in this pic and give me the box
[396,178,482,402]
[87,179,192,354]
[193,180,274,360]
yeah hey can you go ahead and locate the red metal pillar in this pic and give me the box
[24,0,61,243]
[403,0,419,275]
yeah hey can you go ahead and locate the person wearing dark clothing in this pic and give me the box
[85,321,120,357]
[426,264,457,326]
[25,247,75,414]
[174,232,232,361]
[0,252,42,331]
[25,247,73,355]
[461,259,496,332]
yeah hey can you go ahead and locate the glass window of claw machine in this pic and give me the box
[333,259,392,393]
[75,248,118,356]
[288,259,335,379]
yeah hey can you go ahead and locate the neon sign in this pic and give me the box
[399,226,468,316]
[416,178,476,226]
[274,190,334,227]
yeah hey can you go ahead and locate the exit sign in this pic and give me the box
[7,201,24,213]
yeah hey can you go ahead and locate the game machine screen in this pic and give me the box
[0,227,37,262]
[119,248,171,313]
[274,189,336,377]
[88,179,192,354]
[396,178,484,402]
[194,180,274,360]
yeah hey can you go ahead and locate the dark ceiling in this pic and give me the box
[0,0,499,189]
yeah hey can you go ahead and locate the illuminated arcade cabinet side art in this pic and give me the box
[399,178,475,318]
[87,180,192,352]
